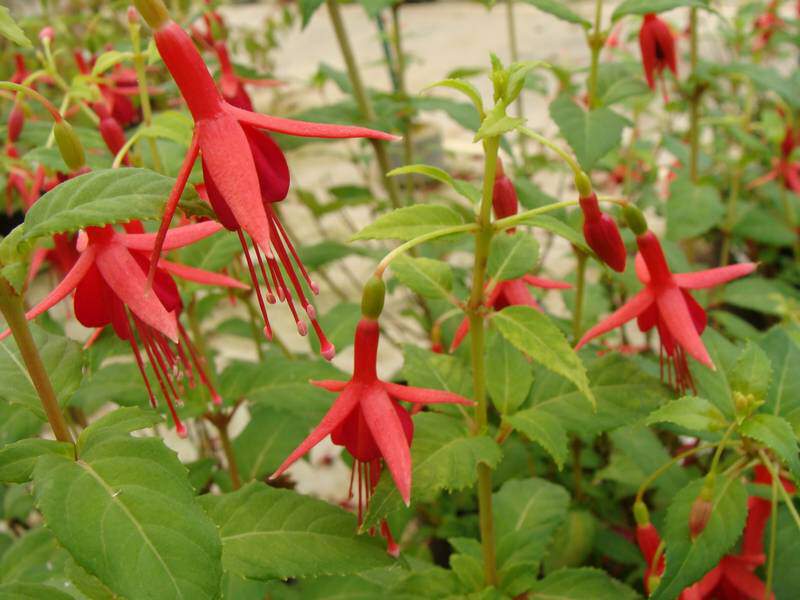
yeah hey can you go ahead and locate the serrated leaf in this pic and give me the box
[666,179,725,240]
[653,476,747,600]
[475,104,524,141]
[493,306,595,407]
[488,231,539,282]
[519,0,591,27]
[549,95,627,171]
[77,406,163,453]
[530,567,640,599]
[22,169,198,241]
[612,0,711,20]
[199,482,391,580]
[233,406,311,482]
[0,583,72,600]
[759,327,799,416]
[391,255,454,300]
[516,214,593,255]
[494,478,570,595]
[0,439,73,484]
[645,396,726,433]
[363,413,502,528]
[388,164,480,204]
[729,342,772,401]
[486,334,533,415]
[33,434,222,600]
[739,414,800,479]
[0,7,31,47]
[351,205,465,241]
[507,407,568,469]
[0,325,82,418]
[402,345,473,398]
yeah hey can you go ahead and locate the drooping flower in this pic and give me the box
[576,226,756,393]
[749,125,800,194]
[0,221,247,434]
[579,192,627,272]
[271,317,472,546]
[74,51,142,128]
[753,1,783,51]
[639,13,678,97]
[91,102,130,164]
[133,0,396,359]
[213,41,281,112]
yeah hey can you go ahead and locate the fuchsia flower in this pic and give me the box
[753,1,783,51]
[451,161,570,351]
[749,125,800,194]
[0,221,247,435]
[579,191,627,272]
[576,228,756,393]
[91,102,130,164]
[272,317,472,546]
[212,41,281,112]
[639,14,678,95]
[74,51,141,128]
[134,0,396,359]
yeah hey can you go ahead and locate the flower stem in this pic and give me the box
[130,17,164,173]
[518,126,582,176]
[390,4,415,203]
[587,0,603,109]
[505,0,526,158]
[493,195,625,232]
[572,249,587,341]
[764,467,779,599]
[0,278,74,446]
[469,136,500,587]
[326,0,402,209]
[758,450,800,533]
[688,7,700,183]
[374,223,478,277]
[0,81,63,122]
[217,418,241,490]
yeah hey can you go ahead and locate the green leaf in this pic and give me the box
[549,95,627,171]
[530,568,640,599]
[488,231,539,282]
[732,207,797,247]
[493,306,595,407]
[772,507,800,598]
[518,214,593,255]
[519,0,591,27]
[22,168,198,241]
[475,103,525,141]
[653,476,748,600]
[363,413,502,529]
[402,345,473,398]
[0,7,32,47]
[297,241,374,271]
[391,256,454,300]
[494,478,570,595]
[358,0,397,18]
[233,406,312,482]
[760,327,800,416]
[722,278,793,316]
[423,79,484,117]
[645,396,726,433]
[486,333,533,415]
[0,403,42,446]
[666,179,725,240]
[0,325,83,418]
[351,205,465,241]
[612,0,711,20]
[0,439,73,484]
[388,164,480,204]
[77,406,163,453]
[33,434,222,600]
[739,414,800,479]
[507,407,568,469]
[0,583,72,600]
[298,0,325,27]
[91,50,135,76]
[729,342,772,401]
[199,482,391,580]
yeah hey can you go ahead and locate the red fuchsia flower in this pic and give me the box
[749,125,800,194]
[212,41,281,112]
[10,54,30,85]
[271,317,472,550]
[0,220,247,435]
[133,0,396,359]
[450,164,570,351]
[579,193,627,273]
[74,51,141,128]
[576,220,756,393]
[639,13,678,99]
[753,1,783,51]
[91,102,130,164]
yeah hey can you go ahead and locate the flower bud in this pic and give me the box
[623,203,648,236]
[361,276,386,320]
[633,500,650,526]
[689,478,714,540]
[580,192,627,272]
[646,574,661,595]
[99,115,127,157]
[53,120,85,171]
[492,159,518,221]
[574,171,592,198]
[127,5,140,25]
[7,104,24,142]
[133,0,170,29]
[39,27,55,42]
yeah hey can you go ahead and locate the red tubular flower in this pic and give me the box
[579,192,627,272]
[134,2,396,358]
[749,126,800,194]
[213,42,281,112]
[639,14,678,95]
[91,102,130,164]
[577,231,756,393]
[753,1,783,51]
[272,318,472,522]
[74,51,142,128]
[10,54,29,85]
[0,221,247,435]
[7,105,24,143]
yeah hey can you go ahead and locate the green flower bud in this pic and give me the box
[575,171,593,198]
[623,204,648,236]
[53,121,85,171]
[361,276,386,320]
[633,500,650,526]
[133,0,170,29]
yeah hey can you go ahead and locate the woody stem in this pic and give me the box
[470,136,500,587]
[0,278,74,446]
[689,7,700,183]
[326,0,403,209]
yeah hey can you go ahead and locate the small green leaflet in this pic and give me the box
[739,414,800,479]
[492,306,595,407]
[199,482,391,580]
[0,7,31,47]
[486,333,533,415]
[388,164,480,204]
[645,396,726,433]
[299,0,325,28]
[0,439,73,484]
[507,407,568,469]
[351,205,466,241]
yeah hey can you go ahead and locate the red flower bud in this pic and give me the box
[39,27,55,42]
[580,193,627,272]
[7,104,24,143]
[689,495,713,539]
[492,159,518,221]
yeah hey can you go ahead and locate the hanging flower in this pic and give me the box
[639,13,678,98]
[749,125,800,194]
[576,216,755,393]
[272,313,472,552]
[133,0,396,359]
[0,221,247,435]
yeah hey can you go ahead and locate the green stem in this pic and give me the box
[635,443,720,504]
[216,418,241,490]
[326,0,402,209]
[506,0,526,158]
[374,223,478,277]
[391,4,415,202]
[130,19,163,173]
[469,136,500,587]
[587,0,603,109]
[493,195,625,232]
[764,467,779,599]
[0,81,63,121]
[689,7,700,183]
[759,450,800,533]
[572,250,587,340]
[518,127,582,176]
[0,279,74,446]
